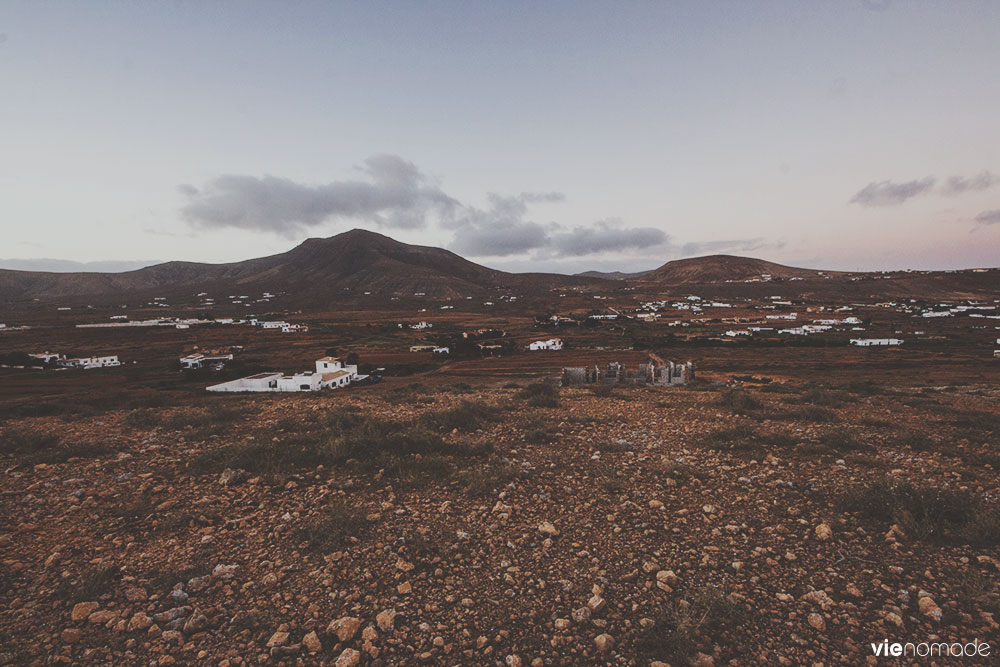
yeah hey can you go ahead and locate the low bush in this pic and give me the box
[718,389,762,415]
[419,400,502,432]
[819,429,873,452]
[520,381,560,408]
[636,587,740,662]
[459,459,520,497]
[0,428,60,455]
[837,481,1000,545]
[298,502,368,550]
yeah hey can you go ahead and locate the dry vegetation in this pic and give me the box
[0,377,998,665]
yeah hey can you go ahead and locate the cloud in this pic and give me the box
[179,155,458,236]
[0,258,162,273]
[850,177,936,206]
[974,209,1000,225]
[447,197,669,258]
[941,171,1000,195]
[546,220,669,257]
[678,237,780,256]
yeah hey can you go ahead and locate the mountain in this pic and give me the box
[641,254,831,285]
[2,234,997,309]
[0,229,596,306]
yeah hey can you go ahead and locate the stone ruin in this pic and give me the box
[561,358,694,387]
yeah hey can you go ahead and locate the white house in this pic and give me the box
[180,352,234,370]
[282,323,308,333]
[207,356,362,393]
[30,352,62,363]
[528,338,563,351]
[57,355,121,369]
[850,338,903,347]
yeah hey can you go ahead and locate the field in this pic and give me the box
[1,294,998,665]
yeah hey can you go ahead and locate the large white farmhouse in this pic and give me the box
[850,338,903,347]
[57,355,121,369]
[207,356,361,393]
[528,338,563,351]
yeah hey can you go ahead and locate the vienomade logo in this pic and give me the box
[871,639,991,659]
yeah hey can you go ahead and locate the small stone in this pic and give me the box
[128,612,153,631]
[328,616,362,642]
[71,602,99,621]
[807,613,826,632]
[505,655,522,667]
[594,633,614,652]
[918,596,942,622]
[649,500,664,509]
[218,468,245,486]
[554,618,570,630]
[692,652,715,667]
[183,609,208,634]
[571,606,591,624]
[61,628,82,644]
[538,521,559,536]
[884,612,904,627]
[267,631,290,647]
[587,595,606,613]
[88,610,117,625]
[302,631,322,653]
[335,648,360,667]
[397,581,412,595]
[815,523,833,541]
[376,609,397,632]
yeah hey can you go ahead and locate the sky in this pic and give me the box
[2,1,999,274]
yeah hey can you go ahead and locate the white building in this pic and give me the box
[208,357,361,393]
[29,352,62,363]
[850,338,903,347]
[57,355,121,369]
[528,338,563,351]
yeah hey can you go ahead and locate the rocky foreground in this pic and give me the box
[1,381,998,665]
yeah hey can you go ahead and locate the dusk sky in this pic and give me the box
[2,1,999,274]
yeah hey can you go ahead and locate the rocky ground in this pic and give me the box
[1,379,998,665]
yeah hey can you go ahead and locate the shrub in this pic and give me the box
[819,429,872,452]
[636,587,740,662]
[718,389,762,415]
[520,381,559,408]
[0,428,60,455]
[459,459,520,497]
[55,564,118,603]
[122,409,160,429]
[837,481,1000,545]
[785,405,837,422]
[298,502,368,550]
[420,401,502,432]
[590,384,615,398]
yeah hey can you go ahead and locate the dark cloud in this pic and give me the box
[0,258,161,273]
[447,197,668,258]
[447,193,560,256]
[546,220,668,257]
[179,155,458,236]
[181,156,674,260]
[974,209,1000,225]
[850,177,936,206]
[941,171,999,195]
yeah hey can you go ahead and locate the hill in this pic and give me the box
[642,254,832,285]
[0,230,597,306]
